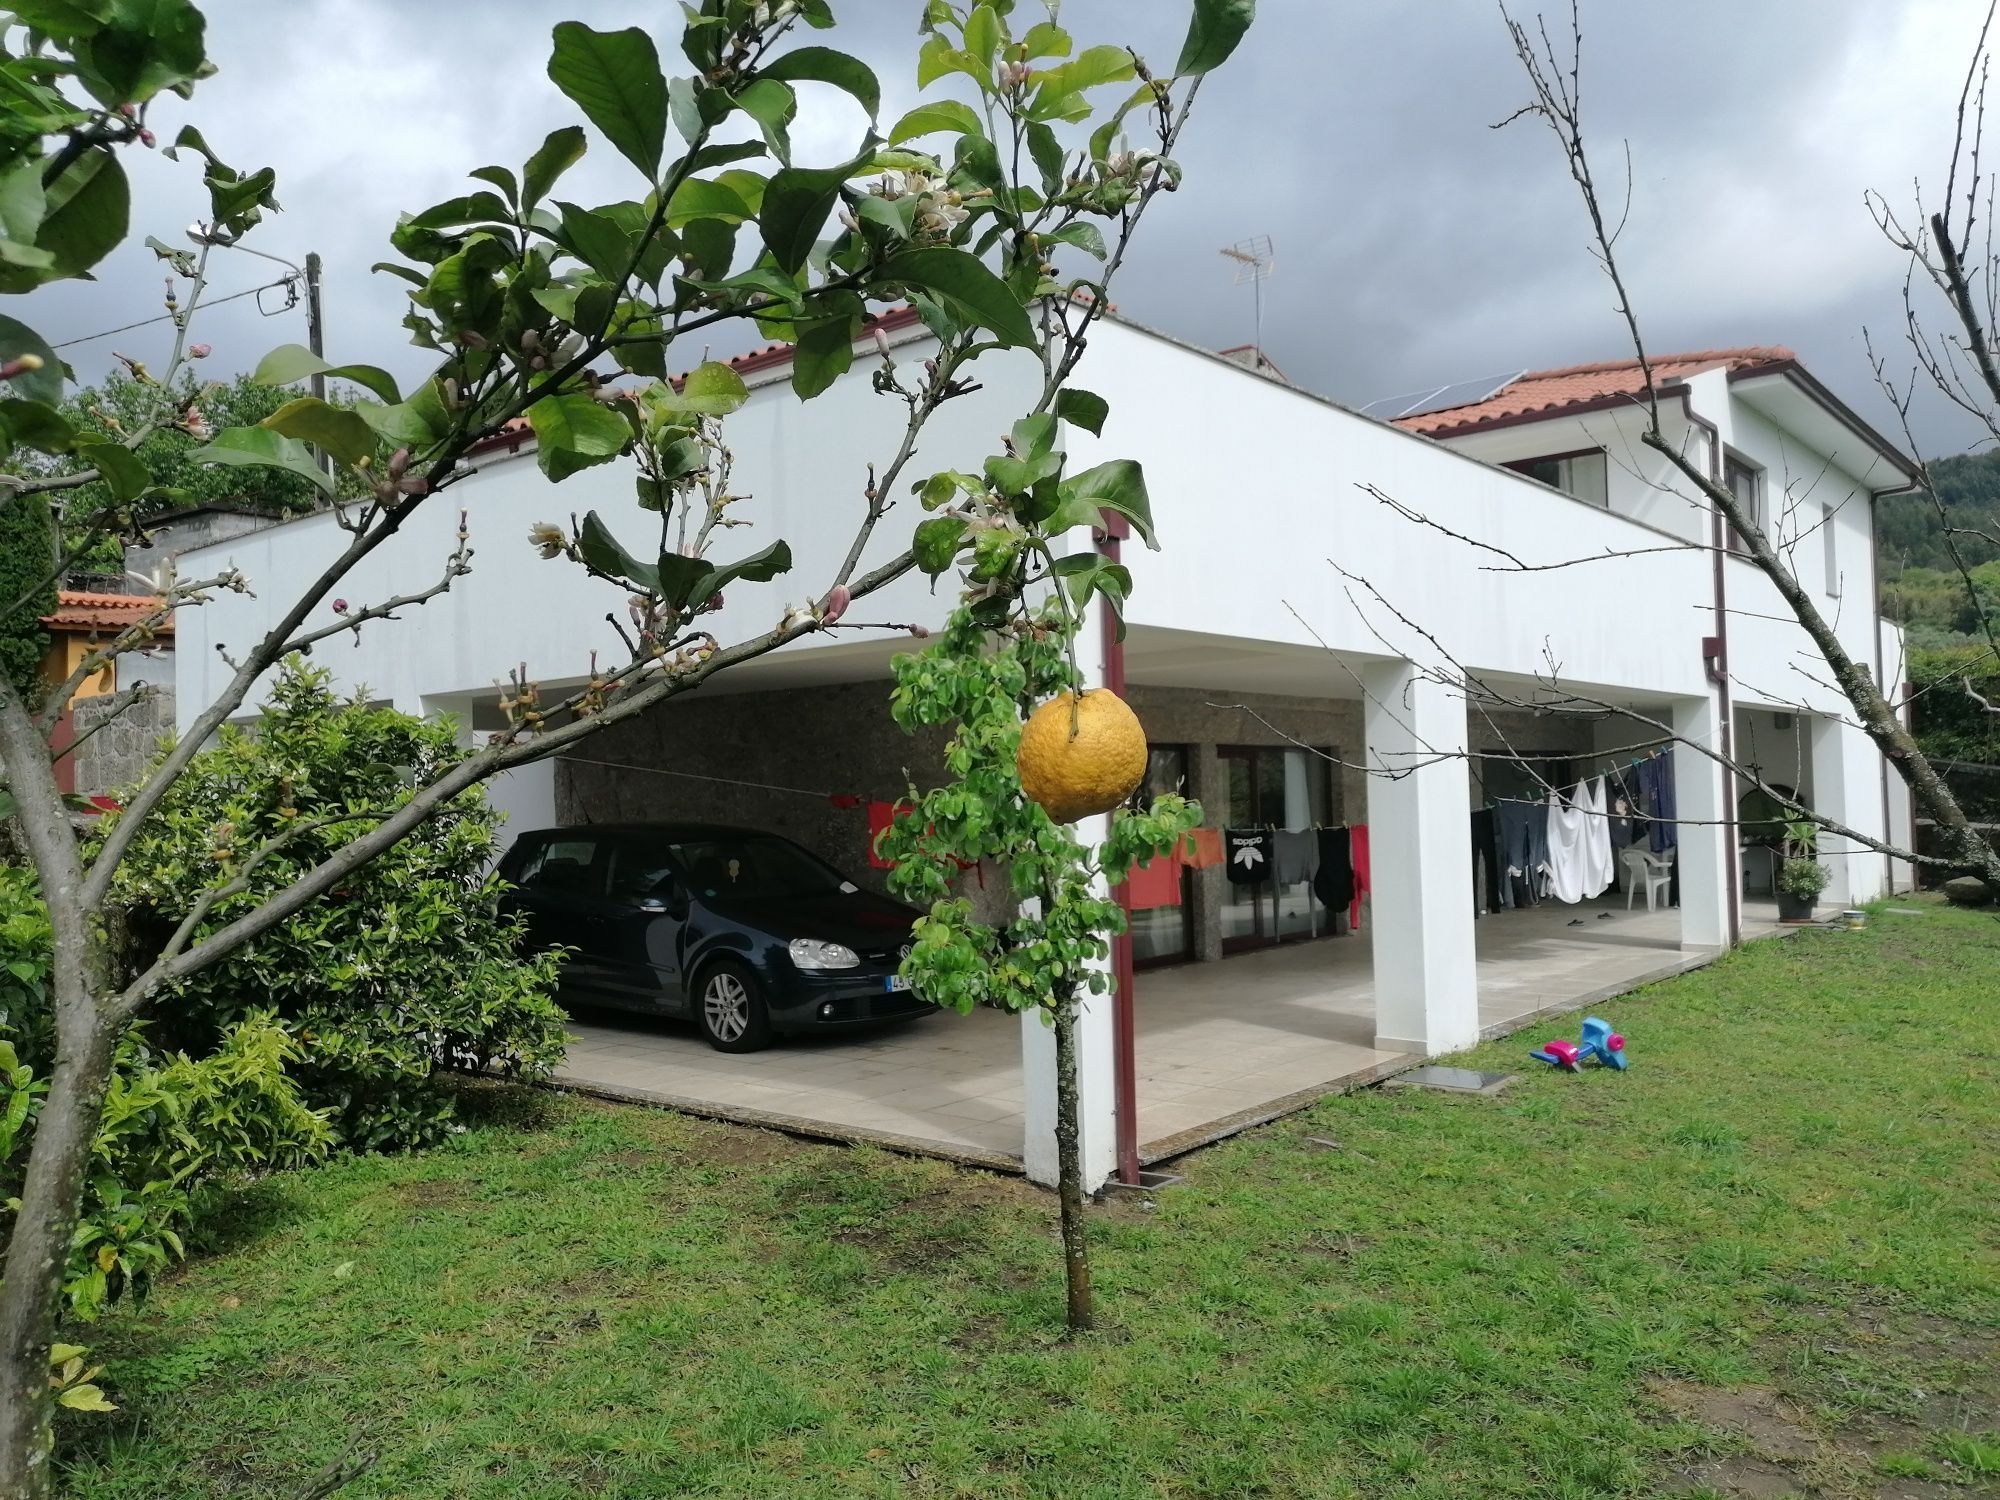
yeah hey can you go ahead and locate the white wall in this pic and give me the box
[173,339,1045,729]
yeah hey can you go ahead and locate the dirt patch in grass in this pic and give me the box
[1651,1380,1823,1462]
[683,1120,813,1168]
[395,1178,474,1210]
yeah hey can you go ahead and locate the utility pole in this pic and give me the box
[304,251,332,476]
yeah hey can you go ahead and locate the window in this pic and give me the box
[667,833,845,900]
[1821,501,1841,597]
[604,841,678,902]
[520,837,599,894]
[1506,449,1608,506]
[1130,746,1193,966]
[1724,453,1763,551]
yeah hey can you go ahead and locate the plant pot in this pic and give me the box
[1775,889,1818,923]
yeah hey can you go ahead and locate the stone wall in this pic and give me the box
[70,685,174,798]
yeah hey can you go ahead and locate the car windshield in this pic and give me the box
[668,834,846,901]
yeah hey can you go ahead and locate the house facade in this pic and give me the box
[168,314,1919,1190]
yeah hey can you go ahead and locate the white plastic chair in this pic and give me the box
[1621,846,1674,911]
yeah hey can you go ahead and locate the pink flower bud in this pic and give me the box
[387,447,410,479]
[188,343,211,359]
[907,624,930,639]
[139,128,156,148]
[332,598,349,614]
[820,583,850,624]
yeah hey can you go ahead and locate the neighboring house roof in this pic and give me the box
[41,590,172,636]
[1391,347,1796,437]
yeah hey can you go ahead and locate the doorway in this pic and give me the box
[1218,744,1336,952]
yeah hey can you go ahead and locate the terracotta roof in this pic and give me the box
[1393,347,1797,437]
[41,590,173,635]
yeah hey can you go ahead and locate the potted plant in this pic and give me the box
[1775,818,1829,923]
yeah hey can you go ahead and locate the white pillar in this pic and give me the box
[1019,596,1118,1193]
[1810,714,1888,906]
[1673,694,1733,948]
[1361,661,1479,1055]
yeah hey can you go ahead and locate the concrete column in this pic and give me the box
[1361,661,1479,1056]
[1810,714,1888,906]
[1019,596,1118,1192]
[1673,694,1734,948]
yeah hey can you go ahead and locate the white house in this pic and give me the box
[171,312,1919,1191]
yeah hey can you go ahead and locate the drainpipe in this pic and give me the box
[1097,513,1141,1187]
[1866,488,1908,894]
[1682,401,1743,947]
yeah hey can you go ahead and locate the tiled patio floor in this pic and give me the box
[556,897,1783,1168]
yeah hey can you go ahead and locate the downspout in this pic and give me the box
[1097,513,1140,1187]
[1680,398,1742,947]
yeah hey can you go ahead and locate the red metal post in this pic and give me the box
[1097,515,1141,1186]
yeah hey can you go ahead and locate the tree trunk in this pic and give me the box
[1050,993,1094,1334]
[0,678,119,1500]
[0,1016,115,1500]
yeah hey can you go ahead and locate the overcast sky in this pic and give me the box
[21,0,1994,455]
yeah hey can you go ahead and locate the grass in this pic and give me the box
[58,900,2000,1498]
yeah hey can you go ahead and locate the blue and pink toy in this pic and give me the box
[1531,1016,1628,1071]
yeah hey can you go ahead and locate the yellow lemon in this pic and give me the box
[1016,689,1149,823]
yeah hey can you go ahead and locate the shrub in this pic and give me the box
[104,660,568,1150]
[1,866,328,1320]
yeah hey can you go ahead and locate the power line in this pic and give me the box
[51,275,300,350]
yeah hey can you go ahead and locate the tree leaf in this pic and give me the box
[190,427,336,496]
[0,397,75,453]
[878,247,1034,347]
[1053,387,1109,437]
[522,125,587,209]
[678,360,749,415]
[730,77,797,163]
[526,393,630,482]
[548,21,669,180]
[261,397,378,467]
[1176,0,1256,76]
[759,150,873,274]
[555,200,636,281]
[666,176,753,228]
[759,46,880,120]
[0,315,63,405]
[75,440,147,503]
[886,99,986,146]
[1049,458,1156,547]
[251,345,402,405]
[791,315,856,398]
[914,515,970,575]
[353,399,440,449]
[35,149,127,280]
[470,164,519,204]
[577,510,659,589]
[706,539,792,596]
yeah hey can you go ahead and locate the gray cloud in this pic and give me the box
[17,0,1993,456]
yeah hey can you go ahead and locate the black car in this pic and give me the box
[497,823,934,1052]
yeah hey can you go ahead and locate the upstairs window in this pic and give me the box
[1505,448,1608,506]
[1724,453,1764,551]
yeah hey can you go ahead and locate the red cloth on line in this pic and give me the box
[827,793,863,810]
[1124,854,1182,910]
[1182,826,1224,870]
[1348,823,1370,931]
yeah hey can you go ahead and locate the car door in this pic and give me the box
[508,834,616,1000]
[594,836,691,1014]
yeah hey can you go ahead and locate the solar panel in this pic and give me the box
[1358,370,1524,423]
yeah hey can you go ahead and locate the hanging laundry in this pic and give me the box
[1581,777,1614,898]
[1123,853,1182,910]
[1273,828,1316,885]
[1544,787,1591,903]
[1639,754,1678,853]
[1496,800,1547,909]
[1348,824,1371,930]
[1470,807,1503,914]
[1312,826,1354,912]
[1183,826,1225,871]
[1224,828,1274,886]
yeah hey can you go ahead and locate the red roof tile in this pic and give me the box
[41,590,173,635]
[1393,347,1797,437]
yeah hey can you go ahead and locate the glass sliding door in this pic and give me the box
[1219,744,1335,953]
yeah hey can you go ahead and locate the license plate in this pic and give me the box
[883,974,911,992]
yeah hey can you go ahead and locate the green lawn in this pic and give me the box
[60,901,2000,1498]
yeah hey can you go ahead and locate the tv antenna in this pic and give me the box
[1219,234,1275,352]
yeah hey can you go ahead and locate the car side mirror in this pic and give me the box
[636,896,670,915]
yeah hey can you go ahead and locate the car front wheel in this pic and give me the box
[696,961,774,1052]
